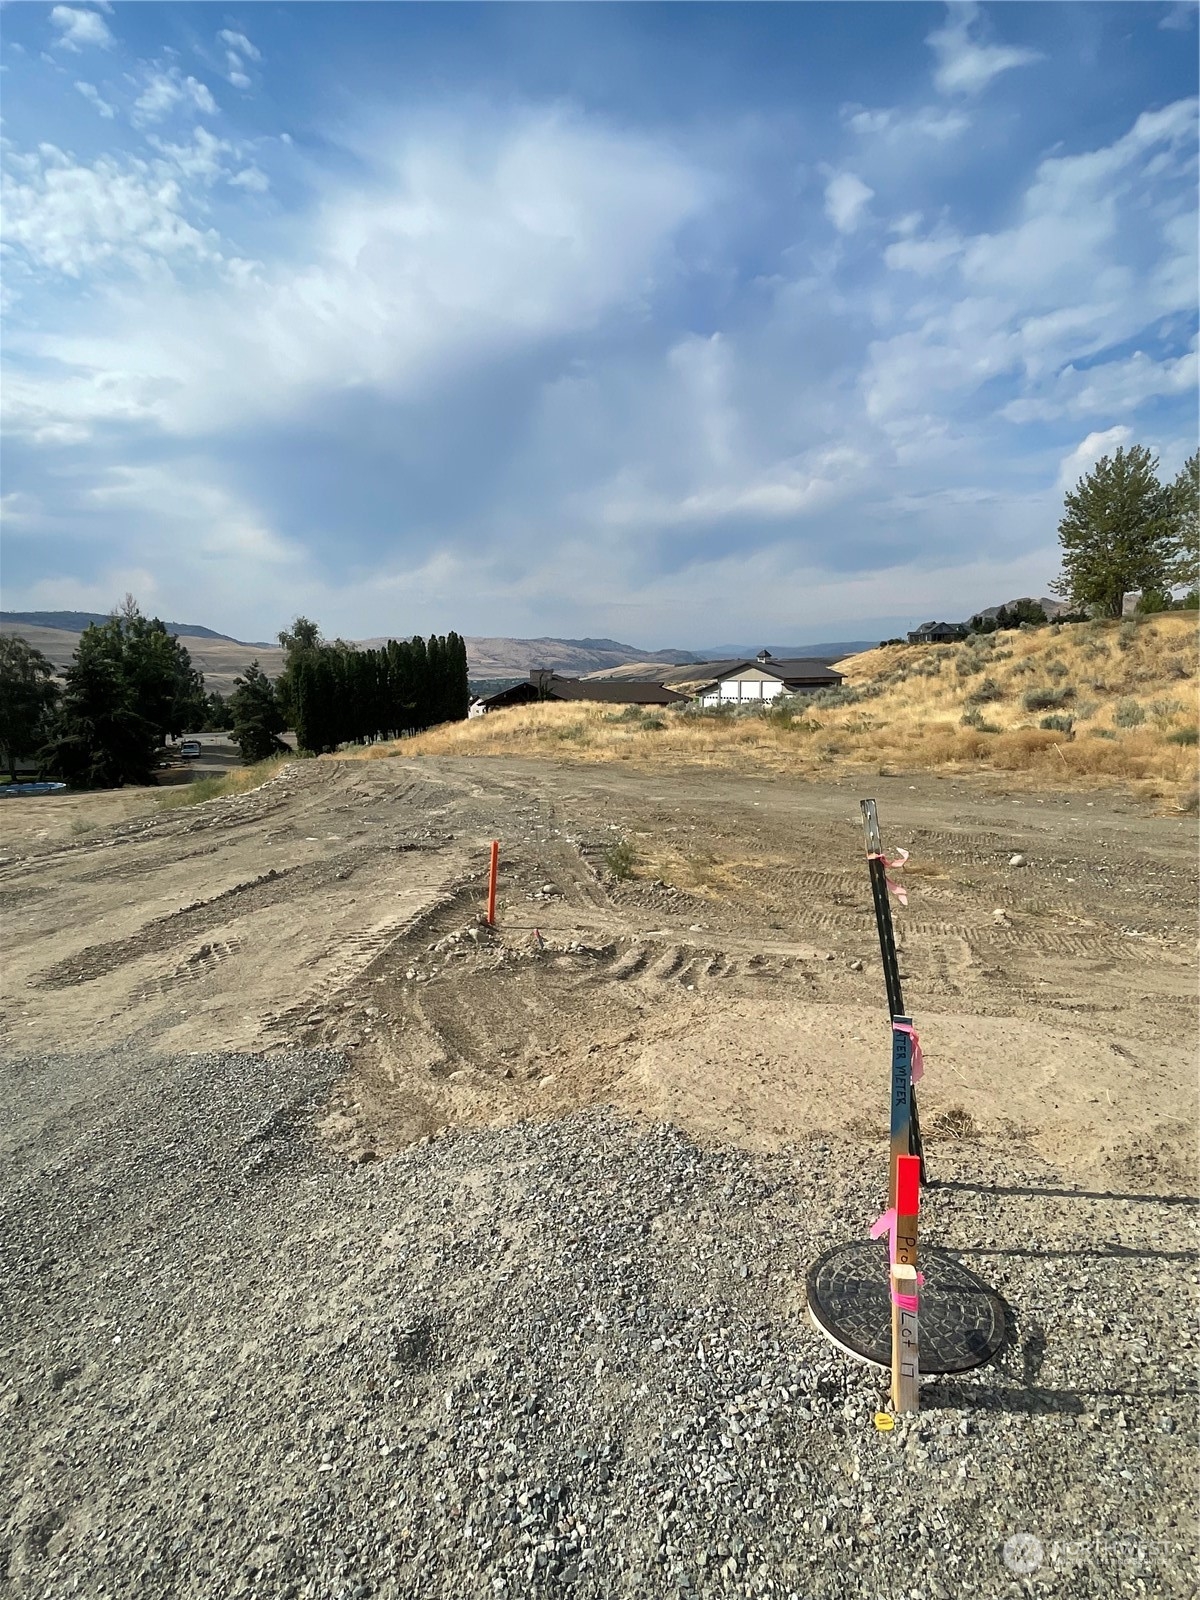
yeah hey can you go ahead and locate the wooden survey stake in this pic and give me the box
[486,840,499,926]
[891,1154,921,1412]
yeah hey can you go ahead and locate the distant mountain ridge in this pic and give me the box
[0,610,272,647]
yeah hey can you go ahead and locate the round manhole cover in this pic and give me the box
[806,1240,1007,1373]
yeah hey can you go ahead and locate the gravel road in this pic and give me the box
[3,1045,1196,1599]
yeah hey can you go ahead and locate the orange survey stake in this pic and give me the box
[486,840,499,926]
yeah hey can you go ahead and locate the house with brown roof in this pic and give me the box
[469,673,688,715]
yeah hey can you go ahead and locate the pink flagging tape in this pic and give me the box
[893,1020,924,1084]
[868,848,909,905]
[870,1206,897,1260]
[891,1284,923,1313]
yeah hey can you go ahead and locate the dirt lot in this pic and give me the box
[2,754,1195,1189]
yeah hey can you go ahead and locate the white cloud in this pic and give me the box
[843,104,970,143]
[49,6,113,53]
[74,79,114,118]
[218,29,262,62]
[824,171,873,233]
[0,140,224,279]
[1057,427,1132,491]
[1003,340,1199,423]
[1159,3,1196,30]
[927,2,1042,96]
[228,164,270,193]
[6,108,710,440]
[218,27,261,89]
[884,231,963,274]
[132,65,218,126]
[89,465,298,566]
[865,99,1198,426]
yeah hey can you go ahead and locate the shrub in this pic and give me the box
[961,708,999,731]
[1044,659,1069,681]
[638,715,666,732]
[1148,698,1183,727]
[604,837,636,880]
[1167,725,1199,746]
[808,685,862,709]
[1090,728,1117,740]
[1039,714,1075,735]
[1112,698,1146,728]
[1073,698,1099,721]
[965,677,1003,706]
[1118,620,1139,650]
[1022,686,1074,712]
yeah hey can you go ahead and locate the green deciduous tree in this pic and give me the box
[0,636,61,779]
[229,662,287,763]
[1051,445,1175,618]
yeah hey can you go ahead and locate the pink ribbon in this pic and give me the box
[868,848,909,905]
[892,1020,924,1084]
[870,1205,898,1259]
[871,1206,925,1309]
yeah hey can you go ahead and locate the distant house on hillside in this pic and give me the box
[469,674,688,715]
[693,649,844,706]
[907,621,968,644]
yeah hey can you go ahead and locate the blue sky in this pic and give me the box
[1,2,1196,647]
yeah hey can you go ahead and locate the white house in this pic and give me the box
[695,650,844,706]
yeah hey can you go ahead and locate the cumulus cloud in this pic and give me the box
[1,142,225,280]
[927,2,1042,96]
[823,171,873,233]
[132,65,218,126]
[2,48,1195,642]
[5,108,710,441]
[49,6,113,53]
[1057,427,1133,491]
[867,98,1198,427]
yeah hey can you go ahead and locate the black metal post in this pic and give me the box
[861,799,927,1182]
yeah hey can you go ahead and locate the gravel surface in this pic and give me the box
[2,1047,1196,1599]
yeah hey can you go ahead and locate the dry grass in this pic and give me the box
[156,755,293,810]
[340,614,1199,806]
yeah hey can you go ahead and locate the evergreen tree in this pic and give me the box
[1169,451,1199,598]
[1051,445,1175,618]
[41,622,158,788]
[38,601,207,788]
[0,636,60,779]
[229,663,286,763]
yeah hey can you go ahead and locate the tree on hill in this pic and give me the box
[38,600,210,788]
[41,622,158,788]
[1169,450,1199,603]
[0,636,61,779]
[229,662,287,763]
[1051,445,1175,618]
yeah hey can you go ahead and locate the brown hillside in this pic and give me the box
[346,613,1199,808]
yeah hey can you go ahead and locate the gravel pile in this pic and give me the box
[2,1047,1196,1599]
